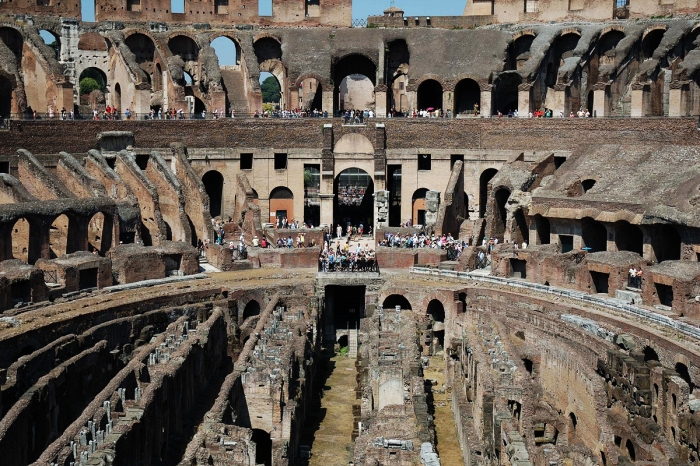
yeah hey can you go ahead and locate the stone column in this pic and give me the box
[480,85,492,117]
[630,84,646,117]
[425,190,440,234]
[551,83,569,115]
[374,190,389,233]
[406,90,417,113]
[668,81,688,117]
[442,89,454,116]
[322,90,334,117]
[375,85,387,118]
[593,84,608,117]
[320,194,335,228]
[289,86,299,110]
[518,84,532,116]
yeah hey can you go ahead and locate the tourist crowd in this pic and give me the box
[319,242,377,272]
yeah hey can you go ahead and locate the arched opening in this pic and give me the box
[270,186,294,227]
[211,36,240,66]
[88,211,113,255]
[11,217,30,263]
[535,214,550,245]
[479,169,498,218]
[50,214,71,258]
[643,346,659,362]
[164,221,173,241]
[386,39,410,115]
[140,221,153,246]
[332,54,376,116]
[494,73,521,116]
[597,29,625,73]
[334,168,373,234]
[339,74,375,113]
[0,75,12,117]
[513,209,529,245]
[382,294,412,311]
[454,79,480,115]
[540,33,580,109]
[251,429,272,466]
[582,179,596,192]
[243,300,261,320]
[303,165,320,227]
[506,34,535,71]
[652,224,681,263]
[642,29,665,60]
[79,68,108,102]
[458,292,467,313]
[299,78,322,112]
[614,221,643,255]
[0,27,24,60]
[417,79,443,112]
[168,35,200,62]
[676,362,694,393]
[113,83,122,113]
[412,188,429,226]
[39,30,60,60]
[581,217,607,252]
[337,334,348,348]
[493,188,510,238]
[124,33,156,83]
[625,439,635,462]
[260,71,281,108]
[426,299,445,348]
[154,62,163,93]
[202,171,224,218]
[253,37,282,63]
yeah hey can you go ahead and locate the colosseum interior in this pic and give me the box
[3,0,700,465]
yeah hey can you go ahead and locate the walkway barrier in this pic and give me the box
[409,266,700,341]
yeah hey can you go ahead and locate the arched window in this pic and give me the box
[202,171,224,217]
[417,79,443,112]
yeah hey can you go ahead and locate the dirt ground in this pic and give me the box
[300,350,357,466]
[424,355,464,464]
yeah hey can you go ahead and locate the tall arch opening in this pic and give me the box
[303,165,320,227]
[614,221,643,255]
[597,30,624,69]
[493,188,510,238]
[0,75,12,117]
[539,32,580,110]
[168,35,199,62]
[0,27,23,60]
[332,54,376,116]
[581,217,607,252]
[251,429,272,466]
[454,79,480,115]
[299,78,322,112]
[124,33,156,85]
[479,168,498,218]
[242,300,261,320]
[426,299,445,347]
[260,72,282,108]
[676,362,694,393]
[334,168,373,233]
[506,34,535,71]
[39,30,60,60]
[253,37,282,63]
[643,346,659,362]
[202,170,224,218]
[50,214,71,258]
[651,224,681,263]
[642,29,665,60]
[494,72,521,116]
[534,214,550,245]
[11,217,30,263]
[417,79,443,112]
[386,39,410,115]
[270,186,294,227]
[382,294,412,310]
[113,83,122,113]
[412,188,429,226]
[211,36,240,66]
[79,68,108,114]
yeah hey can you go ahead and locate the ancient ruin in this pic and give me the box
[2,0,700,465]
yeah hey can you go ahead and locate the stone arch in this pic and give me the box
[507,32,536,71]
[332,53,377,115]
[421,293,453,320]
[294,72,328,91]
[202,170,224,218]
[168,34,200,62]
[39,29,61,60]
[417,78,443,111]
[0,26,23,60]
[210,34,242,65]
[88,211,114,255]
[334,167,374,232]
[613,220,643,255]
[333,133,374,155]
[381,293,413,311]
[651,224,681,263]
[259,59,287,109]
[494,72,521,115]
[479,168,498,218]
[270,186,294,226]
[242,299,261,320]
[253,36,282,63]
[641,27,666,60]
[581,217,607,252]
[454,78,480,115]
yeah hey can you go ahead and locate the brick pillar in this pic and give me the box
[480,85,492,117]
[322,90,334,117]
[289,86,299,110]
[518,84,532,116]
[668,82,688,117]
[443,89,454,116]
[375,86,387,118]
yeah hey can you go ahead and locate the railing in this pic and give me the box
[318,254,379,273]
[351,18,367,27]
[409,267,700,341]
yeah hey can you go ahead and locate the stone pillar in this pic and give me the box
[630,85,645,117]
[374,123,386,191]
[322,90,334,117]
[374,190,389,233]
[289,86,299,110]
[320,194,335,227]
[425,190,440,234]
[480,85,492,117]
[133,88,151,117]
[443,90,454,116]
[406,90,417,113]
[518,84,532,116]
[593,86,608,117]
[551,84,569,115]
[668,82,688,117]
[375,86,387,118]
[320,123,335,227]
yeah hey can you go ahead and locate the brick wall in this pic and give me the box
[3,118,699,157]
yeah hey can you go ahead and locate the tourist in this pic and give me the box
[636,267,643,288]
[629,267,637,288]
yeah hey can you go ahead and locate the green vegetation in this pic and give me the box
[261,76,281,103]
[79,78,102,96]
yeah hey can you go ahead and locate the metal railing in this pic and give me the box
[409,266,700,341]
